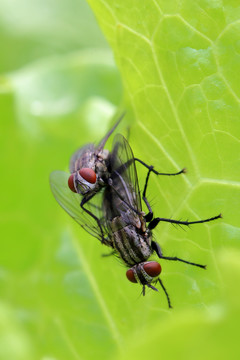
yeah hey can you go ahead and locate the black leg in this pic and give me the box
[151,241,206,269]
[81,194,105,243]
[142,168,154,222]
[157,278,172,309]
[147,283,158,292]
[142,283,159,297]
[134,158,186,177]
[159,255,206,269]
[148,214,222,230]
[135,158,185,222]
[152,240,163,257]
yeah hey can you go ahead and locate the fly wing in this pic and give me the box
[69,114,124,173]
[50,170,111,244]
[97,113,125,151]
[103,134,141,221]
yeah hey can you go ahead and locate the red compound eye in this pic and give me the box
[126,269,137,283]
[68,174,77,193]
[79,168,97,184]
[143,262,161,278]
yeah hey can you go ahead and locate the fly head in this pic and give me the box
[126,261,162,291]
[68,168,98,195]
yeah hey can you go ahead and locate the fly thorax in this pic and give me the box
[144,228,152,246]
[95,151,109,182]
[74,150,95,171]
[134,215,142,229]
[98,149,109,161]
[120,209,142,230]
[110,216,126,232]
[95,162,108,183]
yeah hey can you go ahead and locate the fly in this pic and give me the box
[103,134,221,308]
[50,114,124,242]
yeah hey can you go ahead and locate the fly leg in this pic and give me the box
[142,273,172,308]
[81,193,107,244]
[142,167,154,222]
[134,158,186,177]
[152,241,206,269]
[135,159,185,222]
[148,214,222,230]
[152,240,206,307]
[157,278,172,309]
[150,215,221,268]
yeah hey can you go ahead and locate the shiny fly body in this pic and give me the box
[103,134,221,308]
[50,114,124,241]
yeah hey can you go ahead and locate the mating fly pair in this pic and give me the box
[50,116,221,308]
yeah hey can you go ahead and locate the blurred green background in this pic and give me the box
[1,1,240,359]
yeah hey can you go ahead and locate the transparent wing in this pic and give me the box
[103,134,141,221]
[97,113,124,150]
[50,170,110,244]
[111,134,141,210]
[69,115,123,173]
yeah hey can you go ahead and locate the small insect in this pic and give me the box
[50,114,124,241]
[102,134,221,308]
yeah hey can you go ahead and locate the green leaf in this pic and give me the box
[86,0,240,358]
[1,0,240,359]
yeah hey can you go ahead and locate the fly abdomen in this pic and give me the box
[111,218,152,267]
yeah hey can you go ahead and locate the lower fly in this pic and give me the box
[103,134,221,308]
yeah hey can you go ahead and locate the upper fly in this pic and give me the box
[67,114,124,195]
[50,113,124,242]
